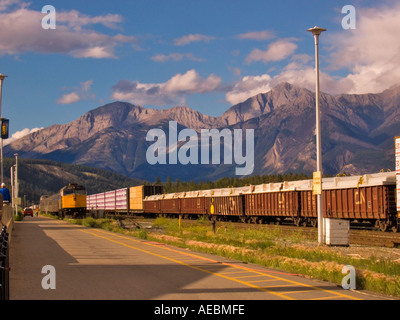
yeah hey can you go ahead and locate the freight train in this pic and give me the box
[85,172,398,232]
[40,183,87,218]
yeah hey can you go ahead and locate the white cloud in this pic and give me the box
[326,3,400,94]
[57,92,80,104]
[226,74,273,105]
[225,61,346,105]
[227,2,400,104]
[237,30,275,41]
[174,34,216,46]
[164,70,221,94]
[0,0,21,11]
[112,69,222,106]
[246,39,297,64]
[57,80,95,104]
[3,127,43,146]
[56,10,124,31]
[151,53,205,62]
[0,1,136,58]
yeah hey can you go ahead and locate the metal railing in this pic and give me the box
[0,225,9,300]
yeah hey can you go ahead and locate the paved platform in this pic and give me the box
[9,216,393,301]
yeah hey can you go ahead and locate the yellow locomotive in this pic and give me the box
[40,183,87,217]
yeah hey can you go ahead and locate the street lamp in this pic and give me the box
[307,26,326,244]
[0,73,8,185]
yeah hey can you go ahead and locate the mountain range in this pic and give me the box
[5,82,399,182]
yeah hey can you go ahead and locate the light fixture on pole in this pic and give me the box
[0,73,8,185]
[307,26,326,245]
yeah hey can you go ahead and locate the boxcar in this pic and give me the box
[179,190,209,217]
[299,189,318,227]
[159,193,181,216]
[244,181,306,225]
[322,172,397,232]
[87,185,163,215]
[209,187,245,221]
[143,194,162,216]
[129,185,164,212]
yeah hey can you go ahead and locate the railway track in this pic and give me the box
[350,230,400,248]
[117,215,400,248]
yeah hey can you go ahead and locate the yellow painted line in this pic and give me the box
[220,270,254,275]
[84,228,362,300]
[261,284,293,287]
[310,295,344,300]
[80,229,295,300]
[234,274,269,279]
[281,289,316,295]
[248,279,281,283]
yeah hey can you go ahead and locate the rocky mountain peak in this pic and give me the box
[4,82,399,181]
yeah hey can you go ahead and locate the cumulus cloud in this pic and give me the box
[174,34,216,46]
[227,2,400,105]
[237,30,275,41]
[151,53,204,62]
[0,1,136,58]
[112,69,222,106]
[226,74,273,105]
[226,60,353,105]
[245,39,298,64]
[3,127,43,146]
[57,80,95,104]
[57,92,81,105]
[0,0,21,11]
[326,3,400,94]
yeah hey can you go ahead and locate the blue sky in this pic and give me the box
[0,0,399,142]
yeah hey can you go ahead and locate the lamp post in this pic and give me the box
[0,74,7,185]
[307,26,326,245]
[14,153,18,216]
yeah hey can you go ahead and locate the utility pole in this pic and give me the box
[0,74,7,184]
[307,26,326,245]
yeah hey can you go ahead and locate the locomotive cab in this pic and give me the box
[61,183,87,217]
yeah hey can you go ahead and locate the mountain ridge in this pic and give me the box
[5,82,399,181]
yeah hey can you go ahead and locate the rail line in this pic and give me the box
[116,216,400,248]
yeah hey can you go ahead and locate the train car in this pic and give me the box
[87,185,163,215]
[143,189,211,218]
[180,190,211,218]
[243,182,299,224]
[158,193,181,216]
[129,185,164,212]
[40,183,87,218]
[322,172,397,232]
[298,188,318,227]
[40,194,60,214]
[143,194,162,216]
[208,187,246,221]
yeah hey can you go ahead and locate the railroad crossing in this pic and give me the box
[8,216,394,303]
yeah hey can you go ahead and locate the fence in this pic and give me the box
[0,225,9,300]
[0,205,12,300]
